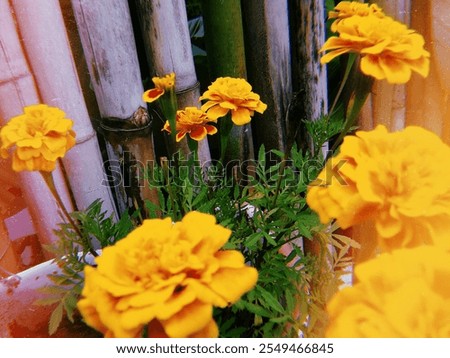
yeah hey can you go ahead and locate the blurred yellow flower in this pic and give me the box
[306,125,450,252]
[0,104,76,172]
[77,211,258,338]
[328,1,385,32]
[162,107,217,142]
[320,15,430,84]
[142,73,175,103]
[326,246,450,337]
[200,77,267,125]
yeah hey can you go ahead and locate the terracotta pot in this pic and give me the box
[0,259,100,338]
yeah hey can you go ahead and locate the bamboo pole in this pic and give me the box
[360,0,411,131]
[241,0,292,153]
[134,0,211,165]
[406,0,450,142]
[378,0,410,131]
[288,0,328,223]
[289,0,329,336]
[347,0,450,279]
[289,0,328,128]
[0,0,75,252]
[431,0,450,144]
[10,0,117,219]
[200,0,255,163]
[351,0,405,228]
[70,0,159,218]
[59,0,102,121]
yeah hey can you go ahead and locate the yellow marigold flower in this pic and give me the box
[199,77,267,125]
[142,88,164,103]
[162,107,217,142]
[328,1,385,32]
[152,72,175,91]
[326,246,450,337]
[0,104,76,172]
[306,125,450,252]
[142,73,176,103]
[320,15,430,84]
[77,211,258,338]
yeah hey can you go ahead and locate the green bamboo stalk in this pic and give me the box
[200,0,254,164]
[200,0,247,79]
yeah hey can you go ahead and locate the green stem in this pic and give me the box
[271,157,287,207]
[160,157,184,219]
[330,74,374,154]
[327,54,357,120]
[40,171,98,257]
[160,88,179,156]
[187,137,198,154]
[272,106,303,207]
[219,113,234,164]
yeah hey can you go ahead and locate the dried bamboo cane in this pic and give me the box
[241,0,292,153]
[0,0,75,253]
[134,0,212,166]
[70,0,159,218]
[200,0,255,164]
[10,0,117,218]
[359,0,411,131]
[289,0,330,337]
[406,0,450,142]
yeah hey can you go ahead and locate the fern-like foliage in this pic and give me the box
[36,200,134,335]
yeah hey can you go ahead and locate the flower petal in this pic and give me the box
[360,55,386,80]
[189,126,207,141]
[142,88,165,103]
[205,105,229,120]
[161,300,213,338]
[209,267,258,304]
[231,108,252,125]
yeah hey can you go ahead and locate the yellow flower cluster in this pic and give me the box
[77,211,258,338]
[162,107,217,142]
[321,1,430,84]
[0,104,76,172]
[326,246,450,337]
[143,74,266,141]
[307,125,450,253]
[200,77,267,126]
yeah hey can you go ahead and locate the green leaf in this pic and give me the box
[63,293,79,322]
[269,315,290,324]
[242,301,272,318]
[258,144,266,167]
[262,231,277,246]
[34,297,63,306]
[271,149,284,159]
[192,187,208,207]
[258,287,285,314]
[48,303,63,336]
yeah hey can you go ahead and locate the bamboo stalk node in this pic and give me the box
[73,130,98,145]
[175,81,200,96]
[97,107,152,133]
